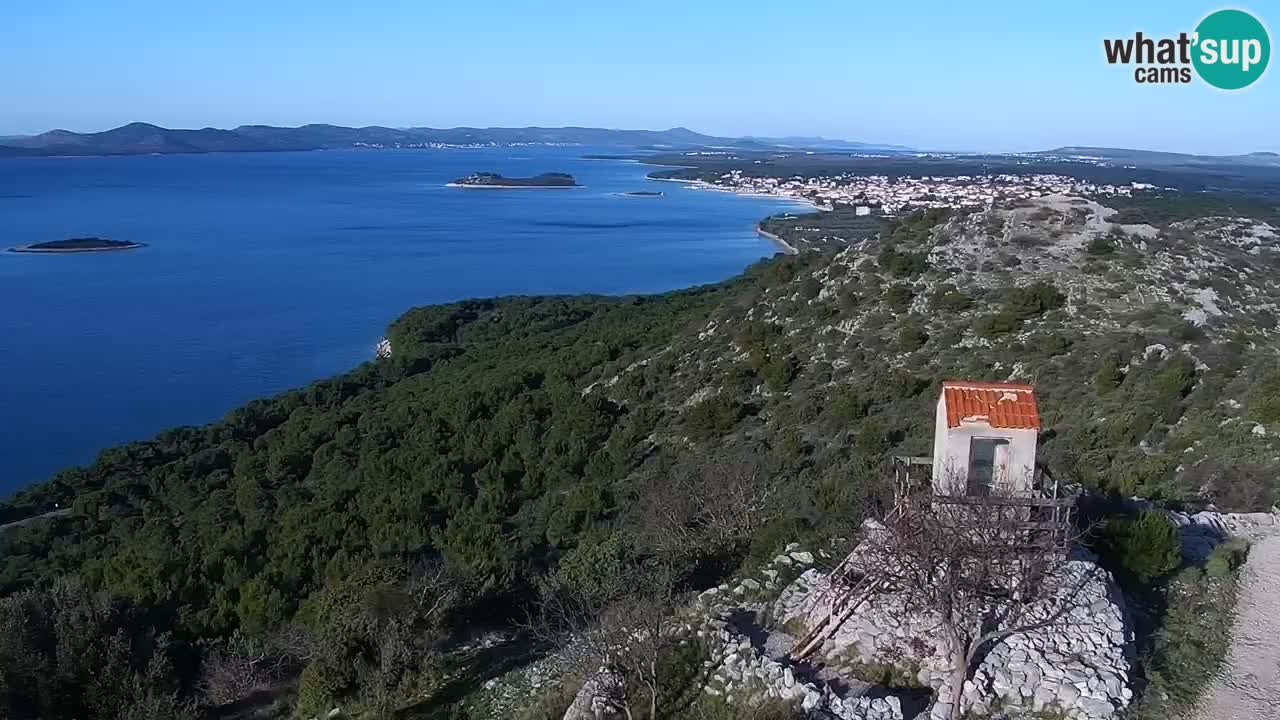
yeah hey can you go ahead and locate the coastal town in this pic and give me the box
[685,169,1156,214]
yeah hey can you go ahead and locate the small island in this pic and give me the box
[8,237,144,253]
[447,172,579,188]
[616,190,663,197]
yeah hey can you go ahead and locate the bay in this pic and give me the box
[0,147,804,491]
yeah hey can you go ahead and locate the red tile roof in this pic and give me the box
[941,380,1040,430]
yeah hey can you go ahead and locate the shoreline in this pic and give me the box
[755,226,799,256]
[643,170,811,256]
[646,174,820,211]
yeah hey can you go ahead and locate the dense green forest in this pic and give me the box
[0,274,822,719]
[3,195,1279,718]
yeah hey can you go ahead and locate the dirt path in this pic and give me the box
[1192,533,1280,720]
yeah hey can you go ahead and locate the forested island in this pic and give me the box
[448,171,579,188]
[8,237,143,253]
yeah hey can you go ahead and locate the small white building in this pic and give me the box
[931,381,1040,497]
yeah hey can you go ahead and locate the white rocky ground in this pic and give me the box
[560,544,914,720]
[1190,518,1280,720]
[516,512,1280,720]
[774,546,1134,720]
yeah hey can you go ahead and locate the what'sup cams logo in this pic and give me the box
[1104,9,1270,89]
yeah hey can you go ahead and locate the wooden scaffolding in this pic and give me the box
[788,455,1075,660]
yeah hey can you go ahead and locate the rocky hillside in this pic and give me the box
[591,195,1280,511]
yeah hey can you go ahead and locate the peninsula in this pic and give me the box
[447,172,579,188]
[8,237,143,253]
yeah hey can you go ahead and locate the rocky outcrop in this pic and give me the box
[554,543,909,720]
[562,670,624,720]
[775,549,1133,720]
[1166,509,1278,562]
[689,546,905,720]
[375,337,392,359]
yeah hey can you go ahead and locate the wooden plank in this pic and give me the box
[928,494,1074,508]
[891,455,934,466]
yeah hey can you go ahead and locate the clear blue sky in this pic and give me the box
[2,0,1275,153]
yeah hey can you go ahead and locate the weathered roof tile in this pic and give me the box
[941,380,1040,430]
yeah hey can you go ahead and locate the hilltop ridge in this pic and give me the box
[0,123,907,158]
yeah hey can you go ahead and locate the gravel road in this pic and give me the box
[1192,532,1280,720]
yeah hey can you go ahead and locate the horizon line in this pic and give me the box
[3,120,1275,159]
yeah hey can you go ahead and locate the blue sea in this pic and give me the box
[0,147,804,492]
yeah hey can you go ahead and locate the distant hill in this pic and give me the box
[0,122,907,158]
[1035,146,1280,167]
[741,135,912,152]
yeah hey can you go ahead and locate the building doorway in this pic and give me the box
[968,437,1010,496]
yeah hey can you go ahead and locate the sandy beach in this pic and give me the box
[755,226,800,255]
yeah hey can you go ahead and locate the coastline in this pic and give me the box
[646,174,820,211]
[643,170,810,256]
[755,226,799,256]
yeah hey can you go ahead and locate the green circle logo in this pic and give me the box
[1193,9,1270,89]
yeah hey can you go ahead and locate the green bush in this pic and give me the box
[296,656,352,718]
[929,284,973,314]
[549,534,633,605]
[1085,235,1117,256]
[896,323,929,352]
[1094,355,1124,395]
[763,354,800,393]
[1095,512,1181,587]
[1005,282,1066,320]
[799,276,822,300]
[1037,334,1073,356]
[1132,544,1247,719]
[1105,451,1175,497]
[974,312,1021,338]
[685,394,746,440]
[884,284,915,313]
[1248,370,1280,424]
[1205,538,1250,578]
[827,386,870,428]
[877,243,929,277]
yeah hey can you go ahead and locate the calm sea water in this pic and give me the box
[0,148,803,492]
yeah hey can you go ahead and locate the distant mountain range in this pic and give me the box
[5,124,1270,167]
[1033,146,1280,168]
[0,122,908,158]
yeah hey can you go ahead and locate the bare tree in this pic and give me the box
[200,625,316,706]
[851,489,1092,720]
[357,560,459,718]
[199,633,272,706]
[634,443,786,563]
[528,560,681,720]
